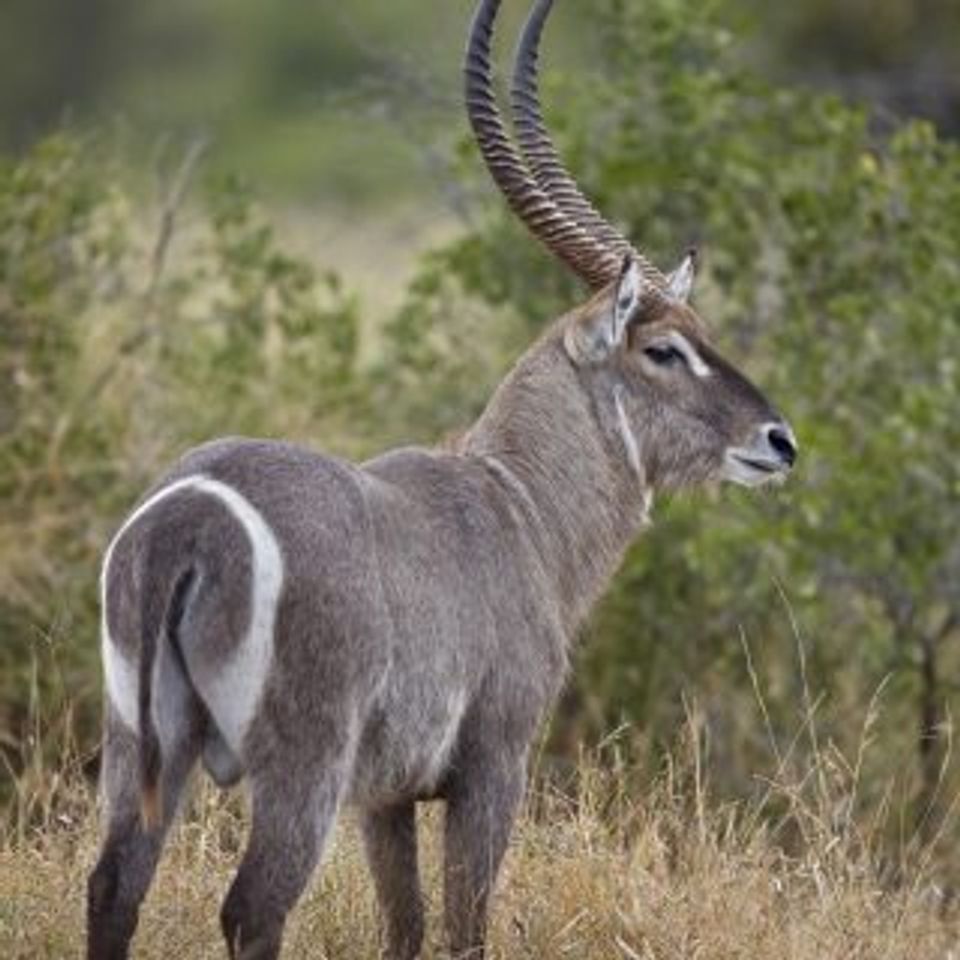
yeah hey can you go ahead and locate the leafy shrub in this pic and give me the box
[0,138,361,771]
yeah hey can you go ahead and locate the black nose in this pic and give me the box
[766,424,797,467]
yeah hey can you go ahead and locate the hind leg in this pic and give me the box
[87,705,201,960]
[219,746,353,960]
[361,801,424,960]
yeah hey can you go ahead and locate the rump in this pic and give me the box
[100,474,282,770]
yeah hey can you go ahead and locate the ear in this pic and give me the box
[564,256,644,363]
[666,247,697,304]
[612,256,643,343]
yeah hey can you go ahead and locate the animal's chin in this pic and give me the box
[720,450,789,488]
[649,459,723,494]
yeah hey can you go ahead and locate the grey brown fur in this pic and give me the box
[87,3,797,959]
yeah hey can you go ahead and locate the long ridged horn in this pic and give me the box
[511,0,669,290]
[465,0,622,289]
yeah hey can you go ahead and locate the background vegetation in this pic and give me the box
[1,0,958,948]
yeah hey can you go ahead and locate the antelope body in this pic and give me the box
[87,2,797,958]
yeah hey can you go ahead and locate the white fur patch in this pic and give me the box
[191,477,283,753]
[666,330,712,378]
[101,476,208,731]
[613,386,643,481]
[425,689,469,788]
[613,387,654,525]
[101,636,139,732]
[101,475,284,753]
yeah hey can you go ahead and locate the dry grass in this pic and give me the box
[3,716,959,960]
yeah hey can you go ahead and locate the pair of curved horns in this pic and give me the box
[465,0,668,293]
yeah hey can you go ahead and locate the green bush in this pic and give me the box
[0,138,361,774]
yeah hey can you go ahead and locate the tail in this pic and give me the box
[138,565,197,830]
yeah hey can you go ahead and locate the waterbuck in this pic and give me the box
[87,0,797,957]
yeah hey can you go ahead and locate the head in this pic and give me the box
[563,253,796,492]
[464,0,796,497]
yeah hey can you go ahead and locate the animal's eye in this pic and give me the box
[642,343,685,367]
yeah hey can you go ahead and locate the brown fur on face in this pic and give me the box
[560,283,788,492]
[460,272,792,634]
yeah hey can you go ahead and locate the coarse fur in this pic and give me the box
[88,284,794,960]
[86,3,798,959]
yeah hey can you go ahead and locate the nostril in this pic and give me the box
[766,425,797,467]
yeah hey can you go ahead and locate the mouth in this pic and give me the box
[734,454,779,474]
[722,450,790,488]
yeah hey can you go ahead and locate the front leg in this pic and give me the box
[443,755,526,959]
[361,801,424,960]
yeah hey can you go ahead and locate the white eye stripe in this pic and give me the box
[664,331,712,378]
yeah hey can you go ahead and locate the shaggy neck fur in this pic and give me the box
[461,325,651,631]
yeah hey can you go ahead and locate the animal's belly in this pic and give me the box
[349,684,468,806]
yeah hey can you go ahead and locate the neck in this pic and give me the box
[460,328,651,630]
